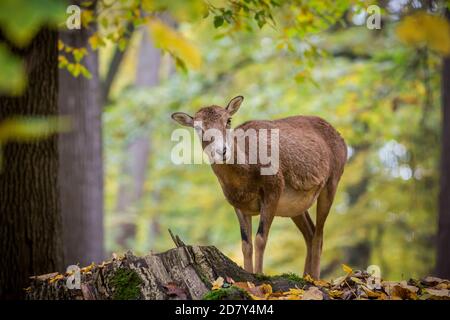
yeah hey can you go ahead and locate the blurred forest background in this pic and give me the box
[1,0,450,298]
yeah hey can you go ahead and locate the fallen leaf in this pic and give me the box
[328,289,344,299]
[302,286,323,300]
[435,283,449,290]
[381,281,398,295]
[399,280,419,293]
[49,274,64,284]
[422,276,444,286]
[425,288,450,298]
[390,285,418,300]
[332,275,347,287]
[303,274,315,283]
[361,286,382,299]
[212,277,224,290]
[350,276,365,285]
[80,262,95,273]
[342,264,353,274]
[284,294,302,300]
[285,288,304,296]
[314,279,330,287]
[233,282,251,290]
[248,283,273,299]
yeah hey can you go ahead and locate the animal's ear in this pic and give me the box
[226,96,244,115]
[171,112,194,127]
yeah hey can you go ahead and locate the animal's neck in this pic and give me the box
[211,161,248,186]
[210,133,253,182]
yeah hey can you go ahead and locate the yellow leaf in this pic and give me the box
[284,294,302,300]
[314,279,330,287]
[350,277,364,285]
[148,19,202,69]
[81,10,94,28]
[49,274,64,284]
[80,262,95,273]
[342,264,353,274]
[328,289,344,299]
[88,33,105,50]
[303,274,315,282]
[249,293,265,300]
[260,283,273,298]
[285,288,304,296]
[396,12,450,55]
[361,286,381,299]
[212,277,224,290]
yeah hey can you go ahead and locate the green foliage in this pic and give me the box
[203,286,251,300]
[110,268,143,300]
[0,0,65,47]
[0,44,25,94]
[0,0,65,94]
[278,272,305,284]
[255,272,307,286]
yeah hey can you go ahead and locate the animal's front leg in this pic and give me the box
[254,200,277,274]
[235,209,253,273]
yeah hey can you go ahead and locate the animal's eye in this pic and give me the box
[226,118,232,127]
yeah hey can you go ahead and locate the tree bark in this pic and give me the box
[0,29,63,299]
[58,1,104,267]
[436,9,450,279]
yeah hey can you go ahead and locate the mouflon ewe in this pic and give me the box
[171,96,347,278]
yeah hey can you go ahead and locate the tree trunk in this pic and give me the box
[436,9,450,279]
[58,1,104,267]
[0,29,63,299]
[115,28,162,248]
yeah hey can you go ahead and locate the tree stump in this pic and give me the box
[26,243,257,300]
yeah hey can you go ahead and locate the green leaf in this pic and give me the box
[0,116,70,143]
[0,44,26,95]
[214,16,224,28]
[0,0,66,46]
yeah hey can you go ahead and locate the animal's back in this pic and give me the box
[237,115,347,191]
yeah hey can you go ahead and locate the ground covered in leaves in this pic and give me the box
[205,264,450,300]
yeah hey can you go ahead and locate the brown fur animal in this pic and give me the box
[171,96,347,278]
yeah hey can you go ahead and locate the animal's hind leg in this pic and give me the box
[310,181,337,279]
[291,211,315,276]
